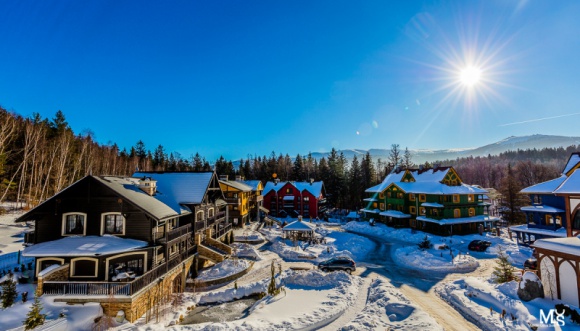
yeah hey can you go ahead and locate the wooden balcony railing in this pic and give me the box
[212,223,232,239]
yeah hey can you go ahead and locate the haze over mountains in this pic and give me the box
[309,135,580,164]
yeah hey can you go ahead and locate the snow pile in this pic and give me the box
[342,279,443,331]
[436,277,572,330]
[231,243,262,260]
[519,271,541,290]
[0,204,28,255]
[344,222,533,268]
[393,245,479,273]
[177,269,362,331]
[233,230,265,243]
[196,259,251,282]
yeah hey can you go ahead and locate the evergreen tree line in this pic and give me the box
[1,107,578,216]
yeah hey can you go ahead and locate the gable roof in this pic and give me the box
[239,180,263,191]
[520,175,568,194]
[365,171,406,193]
[133,171,216,205]
[563,153,580,176]
[220,180,253,192]
[282,220,317,232]
[263,181,325,198]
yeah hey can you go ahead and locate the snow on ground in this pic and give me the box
[0,204,28,255]
[393,245,479,273]
[233,229,265,243]
[196,259,252,282]
[436,276,580,330]
[126,269,362,331]
[231,243,262,260]
[343,221,533,271]
[342,278,443,331]
[0,274,102,331]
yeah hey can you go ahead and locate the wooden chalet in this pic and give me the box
[262,180,327,219]
[219,175,253,227]
[16,172,233,322]
[363,166,497,236]
[511,153,580,245]
[236,178,265,222]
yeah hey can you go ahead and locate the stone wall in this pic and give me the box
[204,237,232,255]
[37,264,70,295]
[198,244,225,263]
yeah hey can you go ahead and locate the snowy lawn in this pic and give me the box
[344,222,533,271]
[233,229,265,243]
[0,206,28,255]
[342,278,443,331]
[125,269,362,330]
[0,275,102,331]
[436,276,580,330]
[231,243,262,260]
[196,259,252,282]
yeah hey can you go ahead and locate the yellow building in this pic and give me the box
[237,178,265,222]
[219,176,253,227]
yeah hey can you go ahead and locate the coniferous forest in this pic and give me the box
[1,107,578,218]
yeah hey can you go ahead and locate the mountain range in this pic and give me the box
[308,134,580,164]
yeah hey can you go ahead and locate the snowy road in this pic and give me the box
[351,231,483,331]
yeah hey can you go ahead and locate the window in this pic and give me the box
[196,210,204,221]
[397,193,403,199]
[388,204,392,210]
[102,213,125,235]
[372,202,377,208]
[286,188,293,194]
[71,258,98,277]
[410,206,416,215]
[534,195,542,204]
[419,194,426,202]
[419,207,426,215]
[453,195,460,203]
[62,213,86,236]
[387,192,391,198]
[454,209,461,218]
[397,205,403,211]
[379,192,384,199]
[409,194,415,201]
[303,197,309,201]
[468,208,475,216]
[432,209,439,216]
[208,208,214,218]
[468,195,474,203]
[410,219,416,227]
[380,203,385,210]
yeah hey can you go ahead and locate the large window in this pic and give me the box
[196,210,204,221]
[453,195,460,203]
[468,195,474,203]
[468,208,475,217]
[71,258,98,277]
[102,213,125,235]
[419,194,426,202]
[409,194,415,201]
[419,207,426,215]
[62,213,86,236]
[409,206,416,215]
[454,209,461,218]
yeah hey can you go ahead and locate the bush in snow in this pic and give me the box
[555,304,580,324]
[492,246,516,283]
[23,294,46,330]
[418,235,432,250]
[1,279,18,308]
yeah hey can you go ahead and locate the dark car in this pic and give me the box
[468,240,492,252]
[318,257,356,274]
[524,258,537,270]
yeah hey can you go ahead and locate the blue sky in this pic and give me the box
[1,1,579,160]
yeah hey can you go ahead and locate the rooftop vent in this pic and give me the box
[138,177,157,196]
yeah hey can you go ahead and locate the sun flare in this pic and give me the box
[459,66,482,86]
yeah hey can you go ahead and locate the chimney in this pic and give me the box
[274,179,280,185]
[310,178,314,185]
[235,175,242,181]
[138,177,157,196]
[220,175,228,181]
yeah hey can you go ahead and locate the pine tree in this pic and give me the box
[348,155,362,210]
[418,235,432,250]
[23,294,46,330]
[403,147,414,169]
[492,246,516,283]
[1,279,17,308]
[292,154,304,181]
[267,260,279,296]
[498,164,529,225]
[389,144,401,168]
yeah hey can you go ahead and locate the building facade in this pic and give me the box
[262,180,327,219]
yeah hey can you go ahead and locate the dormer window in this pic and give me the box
[62,213,87,236]
[102,213,125,235]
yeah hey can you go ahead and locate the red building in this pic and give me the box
[262,180,327,218]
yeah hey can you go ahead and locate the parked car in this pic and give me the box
[524,258,537,270]
[318,256,356,274]
[468,240,492,252]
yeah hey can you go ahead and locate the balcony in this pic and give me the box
[225,197,241,205]
[212,223,232,239]
[158,223,192,243]
[253,195,263,203]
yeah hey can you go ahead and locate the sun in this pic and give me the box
[459,66,482,86]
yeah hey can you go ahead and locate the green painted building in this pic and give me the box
[363,166,498,236]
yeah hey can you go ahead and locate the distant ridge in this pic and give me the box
[309,134,580,164]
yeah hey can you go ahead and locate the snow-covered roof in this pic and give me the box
[262,181,324,198]
[520,205,565,213]
[133,172,215,205]
[365,172,405,193]
[93,176,191,219]
[421,202,444,208]
[520,175,567,194]
[416,215,498,225]
[282,220,316,232]
[409,168,450,183]
[554,170,580,194]
[239,180,262,191]
[283,196,295,201]
[362,208,380,214]
[533,237,580,256]
[379,210,411,218]
[22,235,149,257]
[563,153,580,175]
[363,198,378,202]
[509,224,567,237]
[220,180,253,192]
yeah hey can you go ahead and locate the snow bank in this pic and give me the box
[196,259,251,282]
[393,245,479,273]
[231,243,262,260]
[436,277,575,330]
[342,279,443,331]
